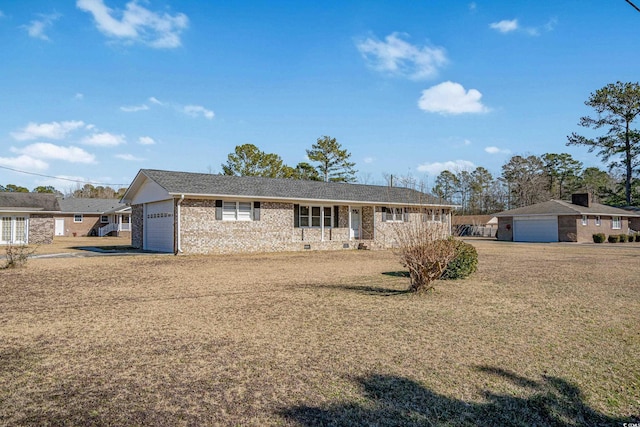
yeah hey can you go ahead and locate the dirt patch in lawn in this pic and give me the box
[1,242,639,425]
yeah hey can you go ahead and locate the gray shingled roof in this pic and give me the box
[0,192,60,212]
[495,199,639,217]
[58,198,128,214]
[138,169,449,206]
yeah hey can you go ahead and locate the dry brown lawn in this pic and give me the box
[1,240,639,426]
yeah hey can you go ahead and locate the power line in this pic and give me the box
[0,164,129,187]
[626,0,640,12]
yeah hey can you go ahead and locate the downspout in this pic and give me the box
[176,194,184,254]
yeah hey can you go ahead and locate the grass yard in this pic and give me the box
[1,241,639,426]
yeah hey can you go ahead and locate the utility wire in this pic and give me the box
[626,0,640,12]
[0,164,129,187]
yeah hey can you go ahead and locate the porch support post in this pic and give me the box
[348,206,352,240]
[321,207,325,242]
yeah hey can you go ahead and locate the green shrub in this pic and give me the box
[592,233,606,243]
[608,235,620,243]
[619,234,628,243]
[635,233,640,242]
[627,234,635,242]
[441,240,478,280]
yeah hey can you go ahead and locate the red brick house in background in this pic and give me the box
[495,193,639,243]
[56,198,131,238]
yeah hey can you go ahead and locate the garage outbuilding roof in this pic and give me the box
[495,199,639,217]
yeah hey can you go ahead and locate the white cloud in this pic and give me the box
[0,155,49,171]
[490,19,519,33]
[13,142,96,163]
[363,156,374,164]
[417,160,476,175]
[138,136,155,145]
[115,153,145,161]
[22,13,61,41]
[120,104,149,112]
[485,146,511,154]
[76,0,188,48]
[148,96,165,105]
[356,32,447,80]
[82,132,126,147]
[418,81,490,115]
[11,120,86,141]
[490,18,556,36]
[74,93,84,100]
[183,105,214,120]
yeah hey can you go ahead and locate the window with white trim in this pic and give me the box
[100,215,109,223]
[595,216,601,226]
[384,207,406,222]
[74,214,83,223]
[422,208,443,223]
[223,201,253,221]
[612,216,621,229]
[0,216,28,244]
[298,205,333,228]
[581,215,588,226]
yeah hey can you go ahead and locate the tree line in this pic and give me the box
[0,183,127,199]
[431,153,629,215]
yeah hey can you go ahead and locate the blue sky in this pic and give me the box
[1,1,639,192]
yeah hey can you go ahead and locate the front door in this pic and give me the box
[55,218,65,236]
[350,208,361,239]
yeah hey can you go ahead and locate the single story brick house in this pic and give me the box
[0,192,60,245]
[495,193,639,242]
[120,169,456,254]
[56,198,131,238]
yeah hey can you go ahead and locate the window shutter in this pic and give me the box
[293,204,300,227]
[215,200,222,220]
[334,205,339,228]
[253,202,261,220]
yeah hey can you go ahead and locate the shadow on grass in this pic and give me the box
[381,271,410,278]
[313,283,411,296]
[281,366,637,426]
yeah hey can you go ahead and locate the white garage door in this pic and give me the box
[145,200,174,252]
[513,217,558,242]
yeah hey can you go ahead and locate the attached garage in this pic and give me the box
[144,200,174,252]
[513,216,558,242]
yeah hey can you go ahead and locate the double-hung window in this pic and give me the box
[612,216,621,230]
[581,215,588,226]
[298,205,332,228]
[385,207,405,222]
[74,214,83,223]
[223,201,252,221]
[595,216,601,226]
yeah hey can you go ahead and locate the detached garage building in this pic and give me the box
[495,193,639,243]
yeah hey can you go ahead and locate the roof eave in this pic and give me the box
[165,192,457,207]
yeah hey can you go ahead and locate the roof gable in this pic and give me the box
[122,169,452,206]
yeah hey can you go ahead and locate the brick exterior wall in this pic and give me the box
[498,215,632,242]
[29,214,54,244]
[131,204,144,249]
[496,217,514,241]
[130,198,453,254]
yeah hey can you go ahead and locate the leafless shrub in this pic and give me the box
[2,244,37,269]
[393,220,457,293]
